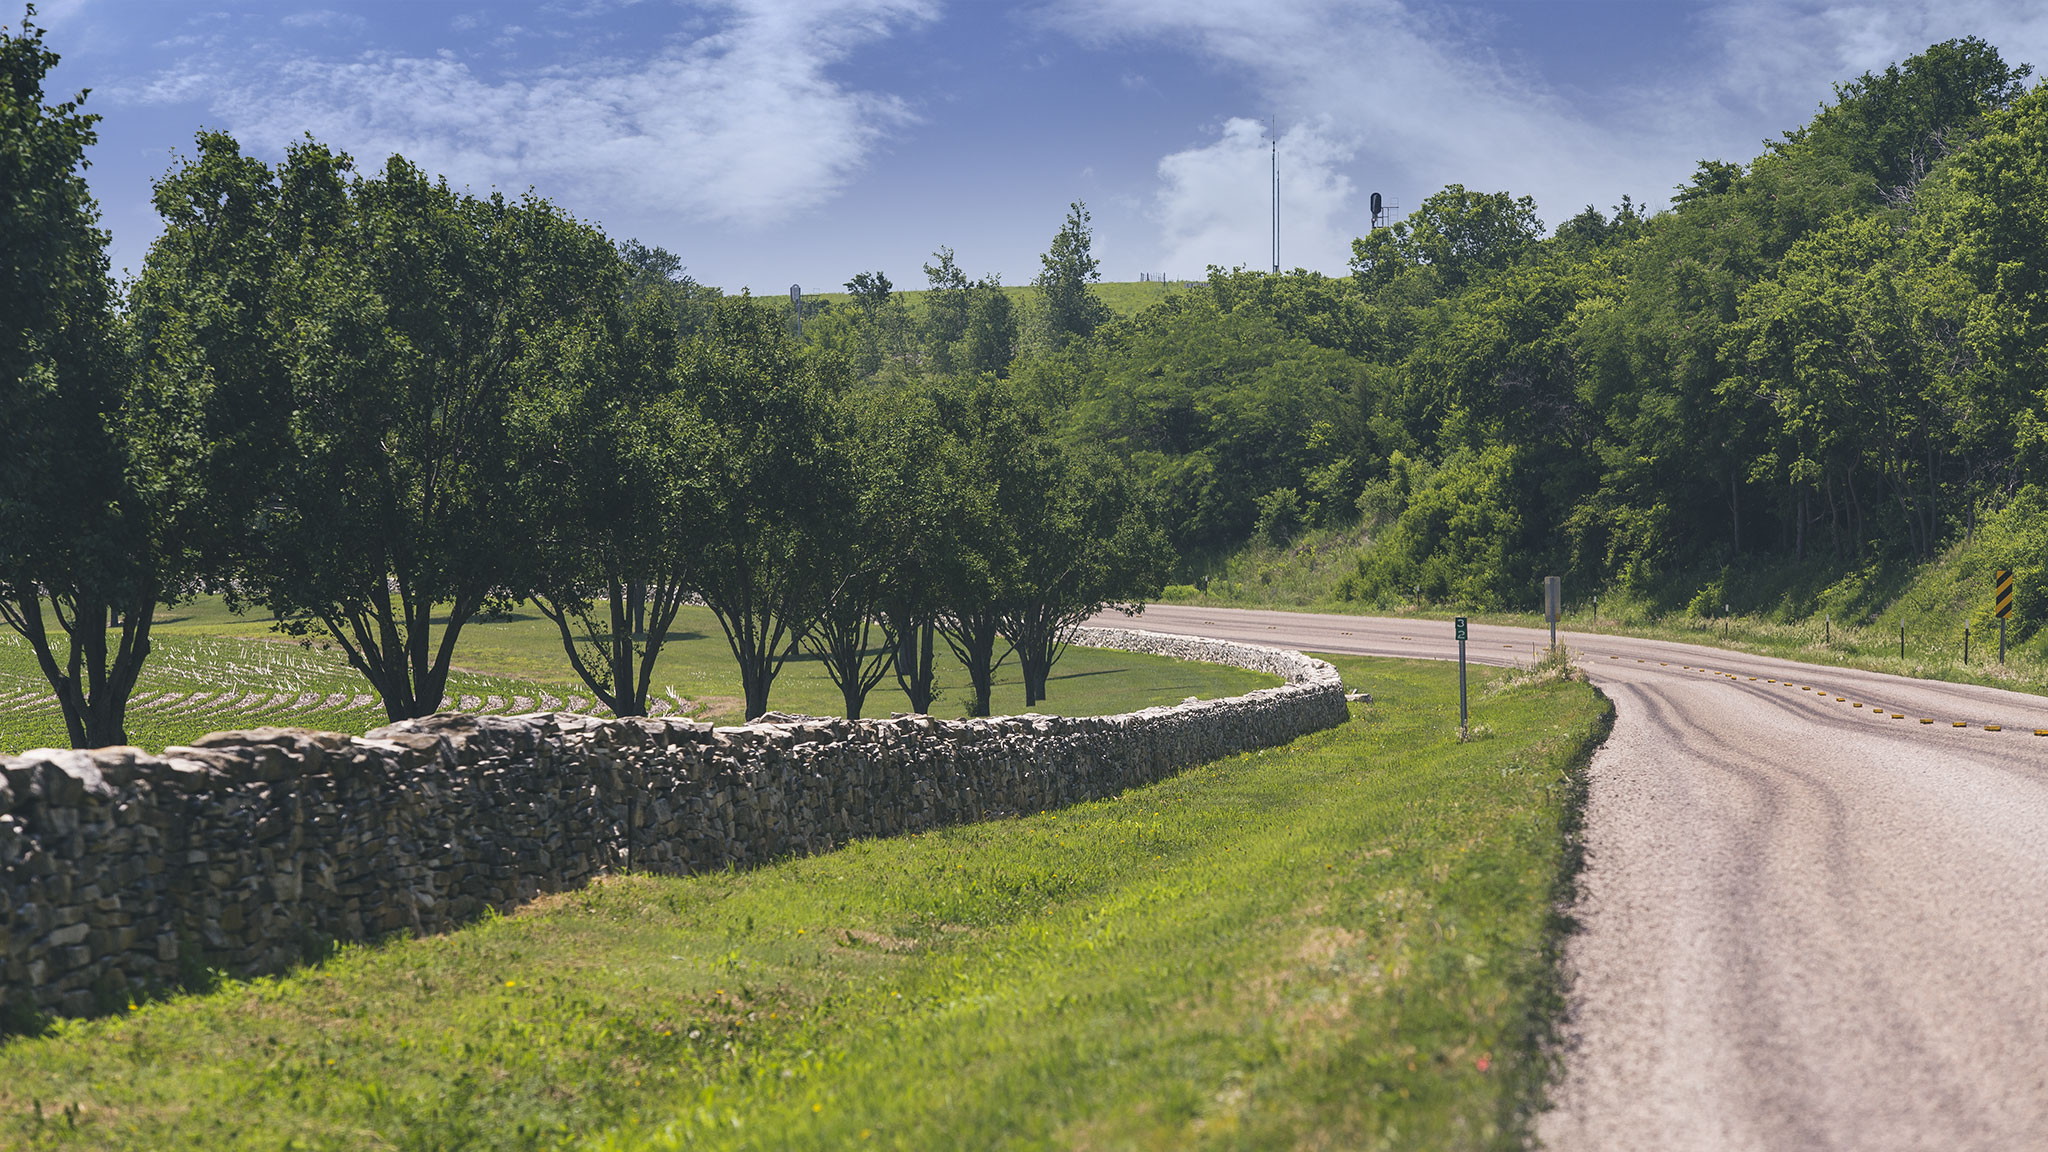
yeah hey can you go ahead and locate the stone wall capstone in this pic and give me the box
[0,628,1347,1021]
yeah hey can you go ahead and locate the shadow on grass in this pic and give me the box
[1045,667,1130,683]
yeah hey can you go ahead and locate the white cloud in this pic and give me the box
[148,0,937,229]
[1046,0,2048,272]
[1048,0,1646,241]
[1700,1,2048,111]
[281,10,368,33]
[1155,116,1354,274]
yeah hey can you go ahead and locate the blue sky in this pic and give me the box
[25,1,2048,292]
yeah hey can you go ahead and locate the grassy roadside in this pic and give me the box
[0,654,1607,1150]
[0,599,1277,755]
[1167,526,2048,697]
[1199,595,2048,698]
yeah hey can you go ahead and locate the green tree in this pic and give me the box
[0,12,199,747]
[1783,37,2029,204]
[870,390,960,715]
[845,270,892,320]
[1036,201,1112,347]
[1947,85,2048,490]
[1722,213,1974,560]
[680,297,853,720]
[1001,449,1168,707]
[1063,297,1366,555]
[619,237,721,338]
[797,392,923,721]
[922,246,971,374]
[1351,445,1532,606]
[930,384,1031,717]
[963,274,1018,375]
[516,285,709,717]
[842,270,883,377]
[1350,185,1542,294]
[138,135,620,721]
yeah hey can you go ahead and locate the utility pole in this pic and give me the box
[1270,115,1280,275]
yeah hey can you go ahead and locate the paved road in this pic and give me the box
[1088,604,2048,1151]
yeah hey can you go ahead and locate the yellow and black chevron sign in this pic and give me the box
[1995,568,2015,619]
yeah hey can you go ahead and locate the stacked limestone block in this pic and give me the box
[0,629,1348,1020]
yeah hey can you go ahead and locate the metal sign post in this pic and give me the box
[1544,576,1561,650]
[1995,567,2014,663]
[1455,616,1469,735]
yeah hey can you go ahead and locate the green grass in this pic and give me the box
[1168,519,2048,699]
[0,599,1278,755]
[798,280,1195,319]
[0,655,1607,1150]
[1166,523,1376,609]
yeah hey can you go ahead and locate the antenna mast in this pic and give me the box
[1270,115,1280,275]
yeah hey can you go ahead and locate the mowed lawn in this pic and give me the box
[0,599,1277,754]
[0,655,1607,1150]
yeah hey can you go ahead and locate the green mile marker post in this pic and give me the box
[1455,616,1469,736]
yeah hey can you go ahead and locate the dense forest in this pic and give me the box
[797,38,2048,636]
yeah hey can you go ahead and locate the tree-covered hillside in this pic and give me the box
[802,38,2048,640]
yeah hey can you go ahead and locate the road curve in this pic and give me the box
[1087,603,2048,1151]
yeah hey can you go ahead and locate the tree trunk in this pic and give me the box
[941,609,1007,718]
[1796,489,1806,562]
[803,605,894,721]
[1729,473,1742,556]
[3,589,156,749]
[893,616,938,714]
[1825,473,1840,560]
[535,575,688,718]
[323,579,482,721]
[1018,646,1046,708]
[1847,467,1866,560]
[1001,600,1072,709]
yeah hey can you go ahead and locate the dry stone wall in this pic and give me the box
[0,628,1346,1021]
